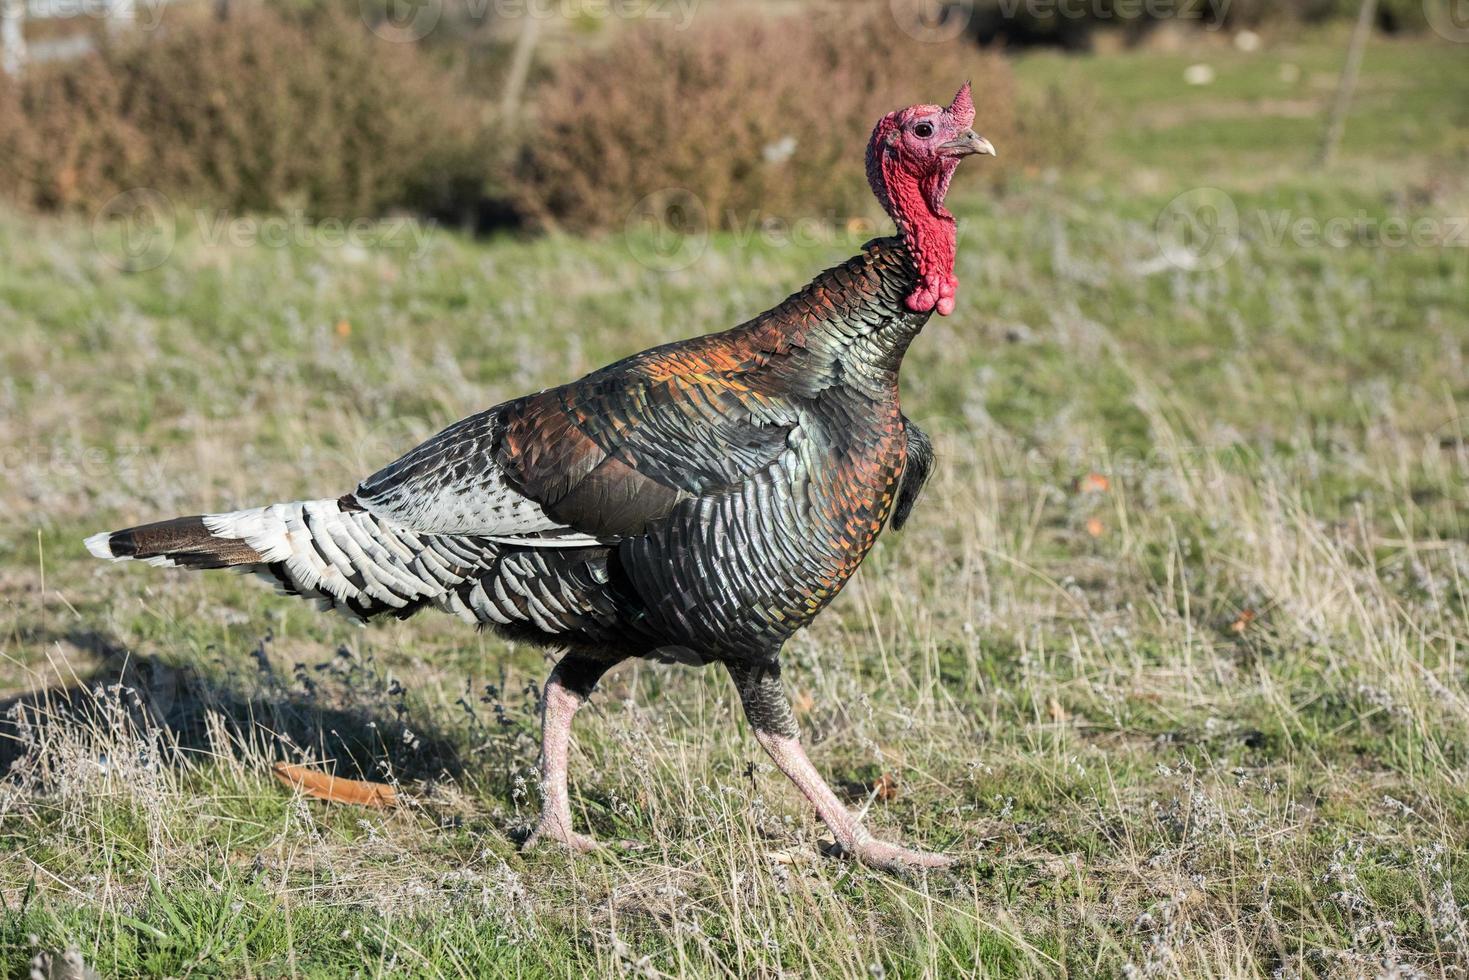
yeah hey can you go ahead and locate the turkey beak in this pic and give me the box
[941,130,996,158]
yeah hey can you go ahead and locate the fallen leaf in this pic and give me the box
[334,319,352,338]
[793,689,815,714]
[1079,472,1110,494]
[272,762,396,808]
[873,772,899,802]
[1085,517,1105,537]
[1230,608,1256,634]
[1048,697,1068,722]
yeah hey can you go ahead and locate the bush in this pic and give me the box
[0,8,491,218]
[512,6,1016,234]
[0,55,149,211]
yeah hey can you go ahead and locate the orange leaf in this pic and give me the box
[1230,609,1256,634]
[873,772,899,802]
[334,319,352,338]
[1079,472,1110,494]
[1048,697,1068,722]
[793,689,815,714]
[272,762,397,808]
[1085,517,1105,537]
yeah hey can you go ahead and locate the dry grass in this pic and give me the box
[1,28,1467,980]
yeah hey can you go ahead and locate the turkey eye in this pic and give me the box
[913,122,934,138]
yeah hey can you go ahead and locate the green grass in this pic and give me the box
[2,25,1468,980]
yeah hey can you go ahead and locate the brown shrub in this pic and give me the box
[513,6,1016,234]
[0,55,149,211]
[0,8,491,218]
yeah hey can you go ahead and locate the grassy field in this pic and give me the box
[2,27,1468,979]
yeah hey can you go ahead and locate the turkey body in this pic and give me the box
[353,235,933,674]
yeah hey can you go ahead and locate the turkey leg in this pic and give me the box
[727,660,954,872]
[525,651,618,852]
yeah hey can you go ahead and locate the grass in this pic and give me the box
[2,25,1468,980]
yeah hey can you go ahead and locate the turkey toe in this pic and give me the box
[524,821,601,854]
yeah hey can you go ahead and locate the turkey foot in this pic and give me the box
[752,726,954,874]
[832,835,955,872]
[524,814,600,853]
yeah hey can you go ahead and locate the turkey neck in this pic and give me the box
[731,236,931,402]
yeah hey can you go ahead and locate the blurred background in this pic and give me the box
[0,0,1461,235]
[1,1,1467,977]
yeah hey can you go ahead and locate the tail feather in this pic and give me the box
[86,497,618,635]
[84,517,263,569]
[86,497,500,623]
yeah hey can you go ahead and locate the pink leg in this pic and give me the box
[524,664,602,853]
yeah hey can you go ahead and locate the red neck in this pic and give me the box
[866,120,959,316]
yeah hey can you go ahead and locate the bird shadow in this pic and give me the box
[0,628,493,788]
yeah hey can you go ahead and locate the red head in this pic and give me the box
[866,83,995,316]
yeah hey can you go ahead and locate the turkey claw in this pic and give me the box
[828,837,956,873]
[524,821,600,854]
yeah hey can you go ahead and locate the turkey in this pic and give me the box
[86,84,995,872]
